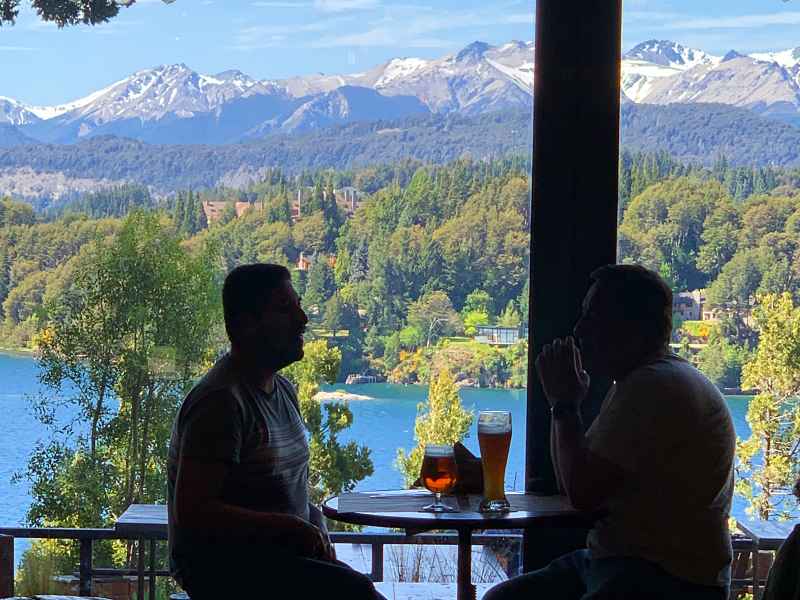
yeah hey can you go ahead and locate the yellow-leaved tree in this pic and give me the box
[737,293,800,520]
[396,369,474,487]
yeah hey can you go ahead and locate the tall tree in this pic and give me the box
[737,293,800,520]
[305,259,335,310]
[19,210,221,565]
[396,369,474,487]
[407,290,462,347]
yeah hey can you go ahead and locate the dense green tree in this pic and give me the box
[696,331,750,390]
[305,259,335,310]
[619,177,729,290]
[281,339,373,507]
[396,369,474,487]
[407,290,462,347]
[737,293,800,520]
[497,300,522,327]
[16,211,221,574]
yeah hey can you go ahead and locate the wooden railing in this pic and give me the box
[0,528,765,599]
[0,528,522,598]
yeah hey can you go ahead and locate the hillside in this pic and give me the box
[620,102,800,166]
[1,103,799,199]
[0,111,533,193]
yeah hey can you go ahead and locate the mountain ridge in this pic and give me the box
[2,38,800,146]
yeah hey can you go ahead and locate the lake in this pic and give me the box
[0,353,752,566]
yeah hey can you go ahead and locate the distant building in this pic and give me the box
[202,201,252,223]
[673,290,705,321]
[292,186,363,220]
[296,251,336,272]
[335,187,362,214]
[474,325,528,346]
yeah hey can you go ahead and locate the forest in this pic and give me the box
[1,152,800,391]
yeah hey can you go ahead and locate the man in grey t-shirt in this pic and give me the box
[486,265,735,600]
[168,263,384,600]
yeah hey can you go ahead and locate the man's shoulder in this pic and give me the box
[618,353,726,415]
[274,373,299,405]
[178,356,248,420]
[627,354,716,389]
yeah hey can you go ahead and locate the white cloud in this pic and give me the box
[233,17,348,49]
[666,11,800,30]
[312,7,532,47]
[313,27,450,48]
[0,45,38,51]
[252,1,312,6]
[314,0,380,12]
[235,2,532,50]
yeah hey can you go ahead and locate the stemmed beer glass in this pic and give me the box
[478,410,512,513]
[420,444,459,513]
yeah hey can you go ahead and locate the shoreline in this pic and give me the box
[0,346,36,357]
[0,351,757,396]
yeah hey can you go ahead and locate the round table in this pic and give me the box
[322,492,589,600]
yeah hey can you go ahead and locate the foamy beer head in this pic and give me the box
[478,411,512,512]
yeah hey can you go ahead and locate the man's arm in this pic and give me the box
[175,457,329,558]
[537,337,626,511]
[550,408,625,512]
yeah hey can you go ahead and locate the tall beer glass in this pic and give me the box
[420,444,459,512]
[478,410,512,512]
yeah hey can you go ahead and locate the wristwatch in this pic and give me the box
[550,402,580,420]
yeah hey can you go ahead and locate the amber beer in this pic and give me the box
[478,411,512,512]
[420,444,459,512]
[421,454,458,494]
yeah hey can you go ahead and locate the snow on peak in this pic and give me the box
[625,39,718,70]
[751,46,800,69]
[375,58,429,88]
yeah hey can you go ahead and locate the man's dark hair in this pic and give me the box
[223,263,291,342]
[590,264,673,350]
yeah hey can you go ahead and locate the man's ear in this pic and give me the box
[231,313,258,341]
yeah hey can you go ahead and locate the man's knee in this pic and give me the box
[325,563,379,598]
[483,577,518,600]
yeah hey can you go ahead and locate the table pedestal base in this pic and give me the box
[457,528,476,600]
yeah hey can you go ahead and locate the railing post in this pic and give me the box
[79,537,92,596]
[0,534,13,598]
[370,542,384,582]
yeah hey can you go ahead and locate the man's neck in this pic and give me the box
[229,346,276,394]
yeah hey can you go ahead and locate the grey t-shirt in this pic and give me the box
[167,354,310,582]
[585,353,736,588]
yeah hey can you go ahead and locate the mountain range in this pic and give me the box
[5,38,799,147]
[2,39,800,200]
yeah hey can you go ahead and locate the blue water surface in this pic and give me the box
[1,354,753,568]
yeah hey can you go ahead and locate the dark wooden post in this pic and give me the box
[524,0,622,571]
[79,538,93,596]
[0,534,13,598]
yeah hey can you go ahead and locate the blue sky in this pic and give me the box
[1,0,799,106]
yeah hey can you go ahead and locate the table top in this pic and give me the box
[115,504,168,538]
[323,491,589,532]
[736,518,799,548]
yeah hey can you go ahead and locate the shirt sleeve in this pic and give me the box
[585,370,671,474]
[179,390,244,464]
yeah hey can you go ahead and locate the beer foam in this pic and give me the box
[478,424,511,434]
[424,444,454,456]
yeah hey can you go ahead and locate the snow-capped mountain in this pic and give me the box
[5,38,800,146]
[278,40,534,115]
[276,86,428,134]
[621,40,719,102]
[641,53,800,121]
[0,97,41,126]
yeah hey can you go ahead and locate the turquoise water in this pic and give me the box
[0,354,752,564]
